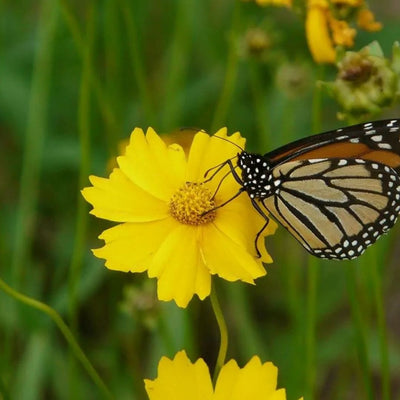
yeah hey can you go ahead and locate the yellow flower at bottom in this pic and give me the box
[82,128,277,308]
[145,351,299,400]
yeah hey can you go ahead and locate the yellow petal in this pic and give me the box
[187,129,245,200]
[82,169,168,222]
[186,130,215,182]
[307,0,328,7]
[214,357,283,400]
[118,127,187,201]
[357,8,382,32]
[215,194,277,263]
[255,0,292,6]
[270,389,288,400]
[93,218,175,272]
[144,351,213,400]
[306,6,336,64]
[331,0,362,6]
[203,130,245,184]
[200,223,266,283]
[329,17,356,47]
[186,129,245,180]
[148,225,211,307]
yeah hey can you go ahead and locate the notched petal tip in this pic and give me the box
[130,127,145,137]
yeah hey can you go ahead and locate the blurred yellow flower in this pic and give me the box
[249,0,382,63]
[357,8,382,32]
[329,18,356,47]
[82,128,276,308]
[306,3,336,63]
[306,0,382,63]
[243,0,292,6]
[255,0,292,6]
[145,350,300,400]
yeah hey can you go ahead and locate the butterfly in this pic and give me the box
[210,119,400,260]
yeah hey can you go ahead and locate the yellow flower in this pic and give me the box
[242,0,292,6]
[331,0,363,7]
[144,350,300,400]
[82,128,277,308]
[329,17,356,47]
[357,8,382,32]
[255,0,292,6]
[306,3,336,64]
[305,0,381,64]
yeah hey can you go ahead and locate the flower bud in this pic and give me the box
[275,62,311,97]
[320,42,400,119]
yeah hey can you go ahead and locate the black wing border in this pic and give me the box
[265,119,400,167]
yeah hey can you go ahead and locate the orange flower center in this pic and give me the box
[169,183,216,225]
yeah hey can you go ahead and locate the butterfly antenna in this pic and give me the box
[213,135,244,151]
[203,155,238,181]
[179,127,206,133]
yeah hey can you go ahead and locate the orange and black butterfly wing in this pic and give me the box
[266,119,400,173]
[262,157,400,259]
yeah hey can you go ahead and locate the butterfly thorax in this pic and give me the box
[237,152,277,199]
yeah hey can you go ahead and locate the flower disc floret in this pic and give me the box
[169,183,216,225]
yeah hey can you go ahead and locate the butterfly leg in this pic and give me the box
[203,156,236,183]
[250,198,270,258]
[210,157,244,199]
[201,159,245,216]
[210,169,234,200]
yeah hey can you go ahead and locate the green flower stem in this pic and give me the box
[305,256,318,400]
[67,2,94,395]
[210,0,240,132]
[159,0,193,129]
[69,0,94,335]
[11,0,57,288]
[368,249,390,400]
[249,61,270,149]
[104,0,122,125]
[0,374,10,400]
[312,66,324,134]
[58,0,119,154]
[118,0,155,123]
[0,277,114,400]
[210,284,228,383]
[157,304,180,356]
[225,284,267,358]
[345,263,373,400]
[341,115,377,399]
[7,0,58,375]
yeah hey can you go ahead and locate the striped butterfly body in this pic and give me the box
[220,119,400,260]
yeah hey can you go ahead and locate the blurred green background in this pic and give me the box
[1,0,400,399]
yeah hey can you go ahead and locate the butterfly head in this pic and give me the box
[237,152,274,199]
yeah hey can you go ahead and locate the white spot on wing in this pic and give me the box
[309,158,327,163]
[378,143,392,149]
